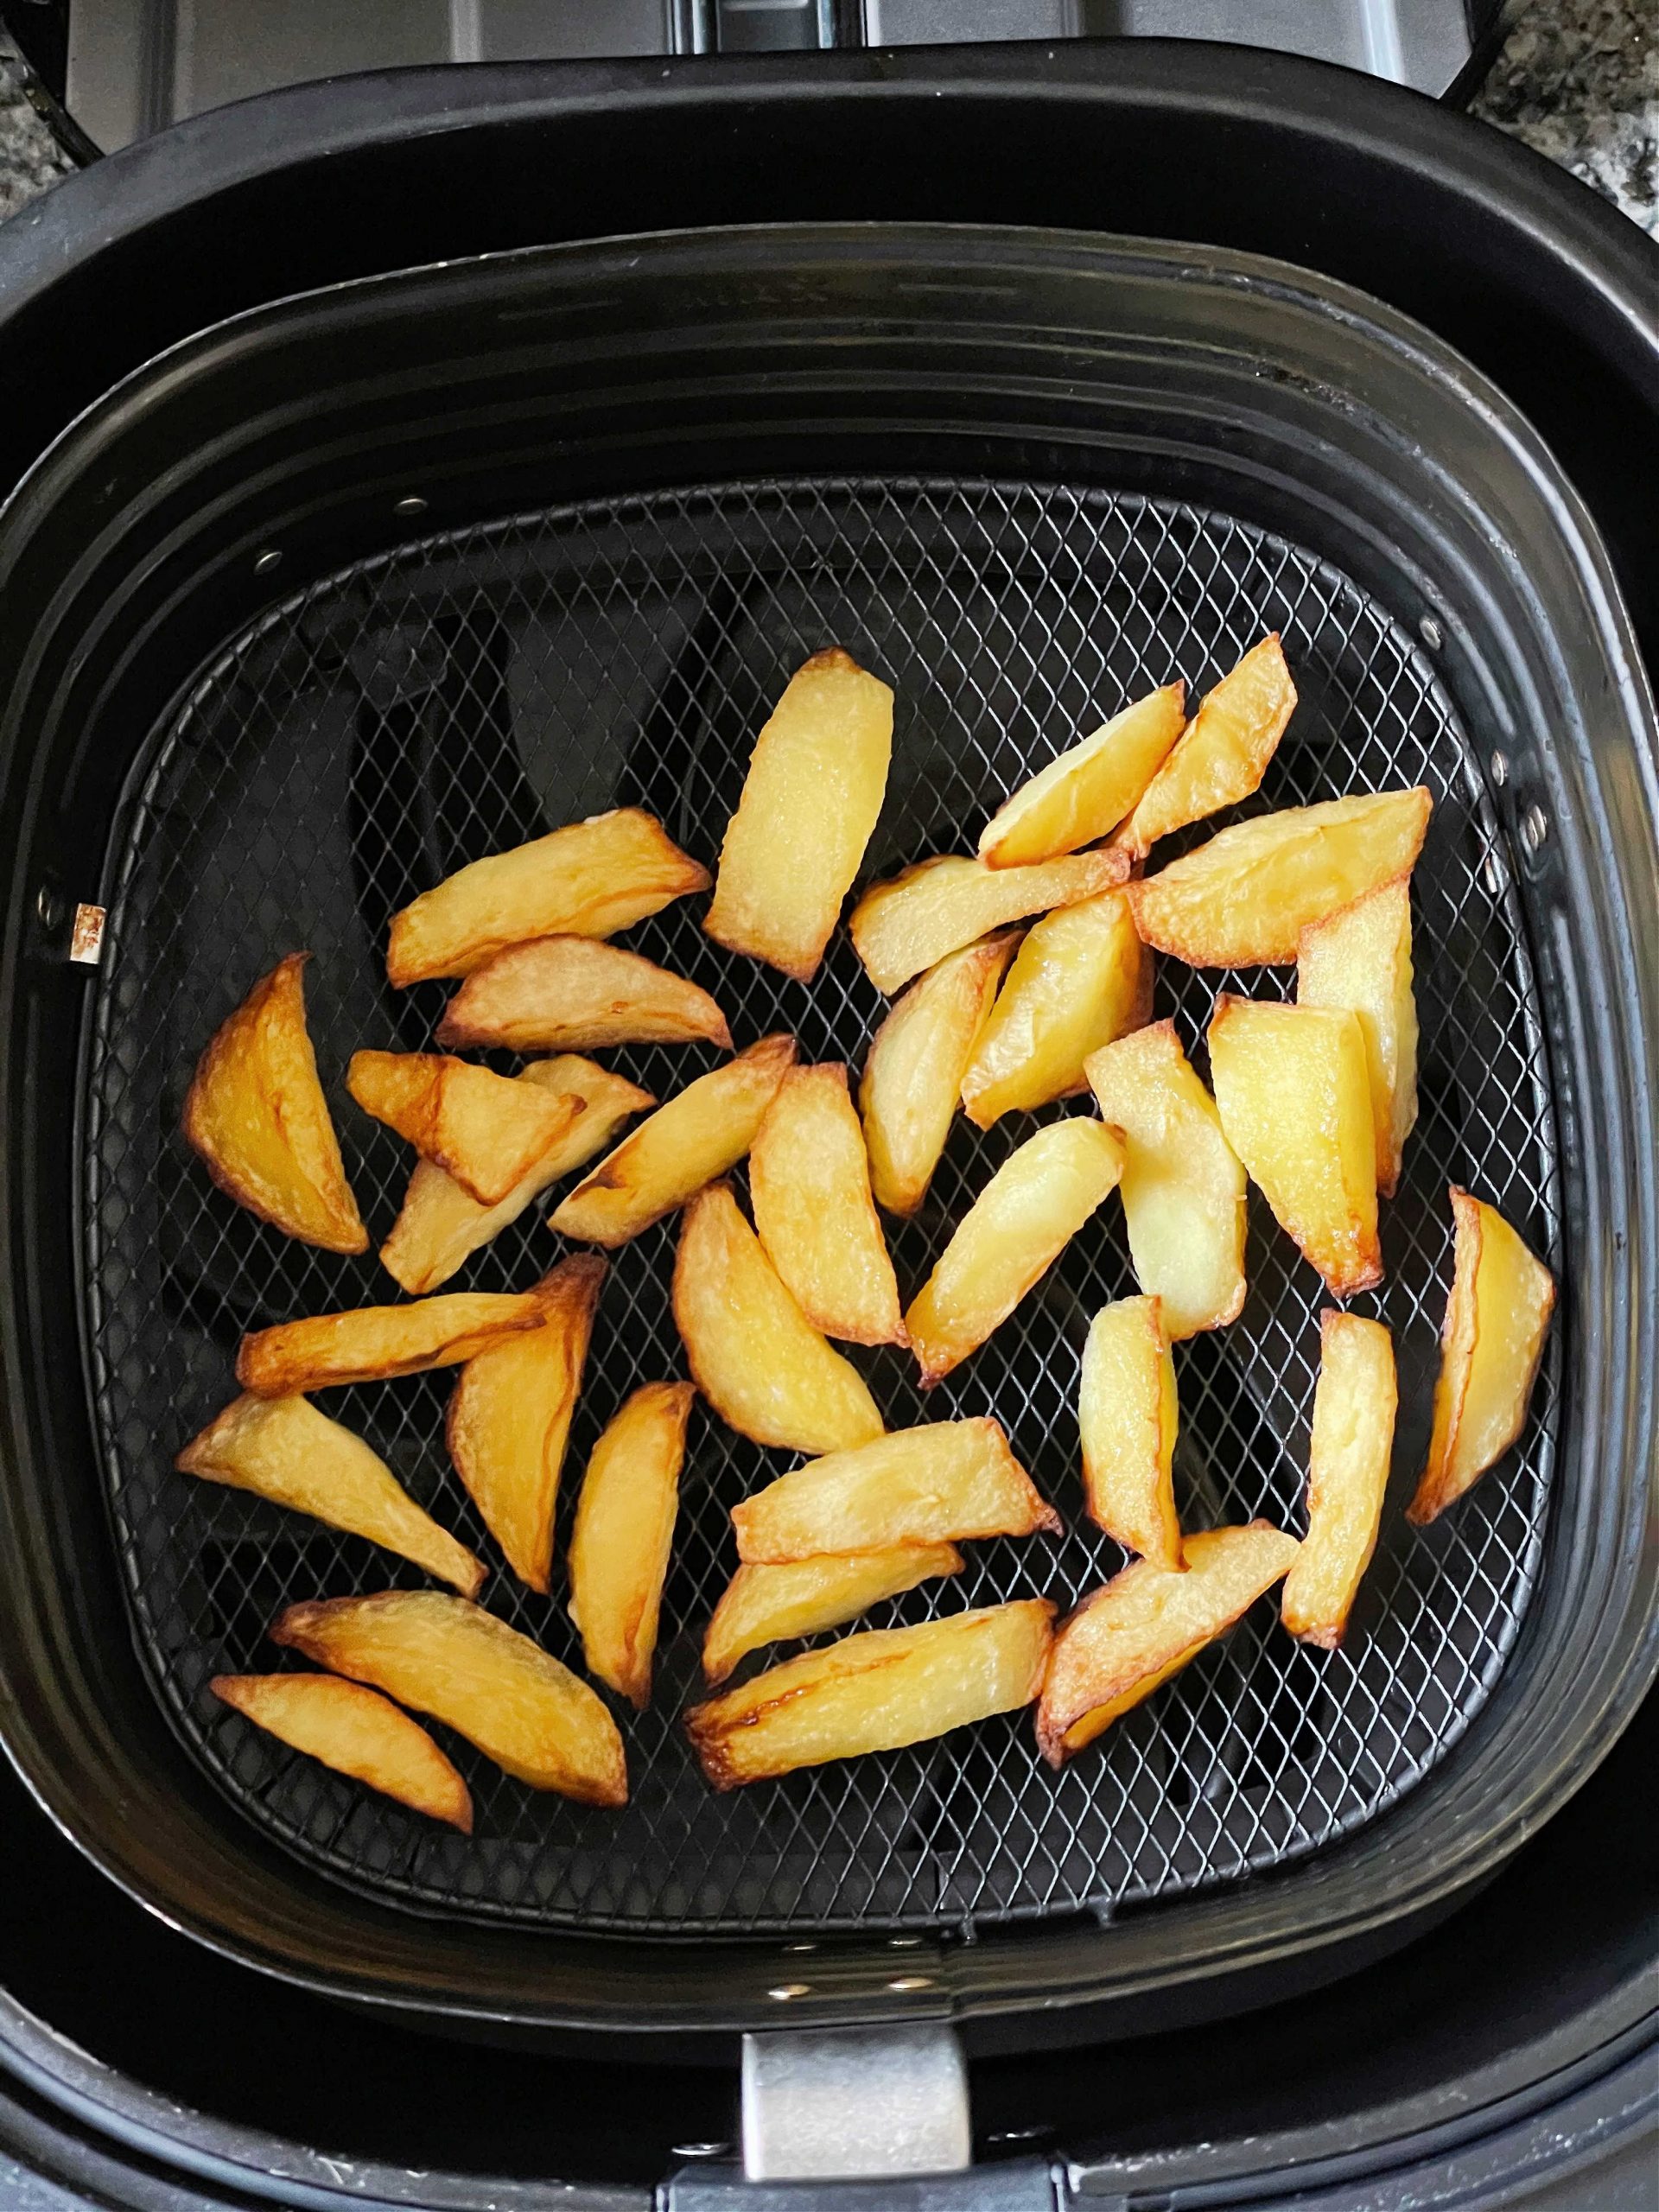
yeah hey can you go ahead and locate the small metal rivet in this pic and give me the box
[35,884,63,931]
[887,1935,923,1948]
[253,549,283,575]
[394,495,429,517]
[1490,750,1508,787]
[887,1975,933,1992]
[671,2143,732,2160]
[1483,854,1505,896]
[1419,613,1443,650]
[1522,804,1548,851]
[767,1982,810,2000]
[69,902,107,965]
[783,1942,817,1954]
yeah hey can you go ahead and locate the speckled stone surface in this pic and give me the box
[0,37,73,219]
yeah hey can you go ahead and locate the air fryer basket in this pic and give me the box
[0,226,1653,2035]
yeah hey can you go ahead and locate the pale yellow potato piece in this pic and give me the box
[687,1599,1055,1789]
[704,648,894,982]
[1208,997,1382,1298]
[380,1057,651,1294]
[435,936,731,1054]
[1079,1296,1180,1570]
[568,1381,694,1708]
[1119,635,1297,857]
[1297,876,1420,1198]
[850,848,1131,995]
[702,1546,964,1685]
[732,1418,1059,1563]
[977,683,1186,868]
[1408,1189,1554,1526]
[1128,787,1433,966]
[387,807,708,986]
[346,1048,576,1205]
[961,889,1150,1127]
[906,1118,1125,1386]
[273,1591,626,1806]
[1084,1020,1246,1338]
[672,1183,884,1453]
[1036,1522,1300,1764]
[550,1033,795,1246]
[238,1290,547,1397]
[178,1392,484,1597]
[182,952,366,1254]
[751,1063,905,1344]
[446,1255,605,1593]
[860,932,1017,1216]
[211,1673,473,1832]
[1282,1312,1397,1646]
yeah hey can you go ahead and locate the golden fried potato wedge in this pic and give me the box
[211,1673,473,1832]
[550,1033,795,1246]
[435,936,731,1055]
[446,1255,605,1593]
[1036,1522,1300,1764]
[1297,877,1420,1199]
[751,1064,905,1345]
[272,1591,626,1805]
[379,1057,652,1294]
[732,1418,1059,1563]
[238,1290,547,1397]
[704,648,893,982]
[961,889,1149,1127]
[1408,1190,1554,1526]
[387,808,708,987]
[1119,635,1297,857]
[687,1599,1055,1789]
[567,1381,694,1708]
[1209,997,1381,1298]
[851,848,1130,996]
[1079,1296,1180,1569]
[860,932,1017,1216]
[702,1545,963,1685]
[977,683,1186,868]
[347,1048,578,1205]
[1282,1313,1396,1647]
[905,1118,1124,1386]
[1128,787,1433,966]
[672,1183,883,1453]
[179,1392,485,1597]
[182,953,366,1254]
[1084,1021,1247,1338]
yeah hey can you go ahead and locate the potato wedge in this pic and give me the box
[860,932,1017,1216]
[732,1418,1059,1563]
[905,1118,1125,1386]
[851,848,1131,996]
[702,1545,963,1685]
[567,1381,694,1707]
[238,1289,548,1397]
[1282,1313,1397,1647]
[1128,787,1433,966]
[1119,635,1297,857]
[179,1392,485,1597]
[387,808,708,987]
[1078,1296,1180,1569]
[550,1033,795,1246]
[347,1048,579,1205]
[1297,876,1420,1198]
[211,1673,473,1832]
[380,1057,652,1294]
[435,936,731,1054]
[182,953,366,1254]
[1036,1522,1300,1764]
[977,683,1186,868]
[960,889,1150,1127]
[672,1183,883,1453]
[687,1599,1055,1789]
[703,648,894,982]
[751,1063,906,1344]
[272,1591,626,1805]
[447,1255,605,1593]
[1408,1189,1554,1526]
[1084,1021,1247,1338]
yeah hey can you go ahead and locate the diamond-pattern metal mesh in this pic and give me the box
[81,477,1559,1936]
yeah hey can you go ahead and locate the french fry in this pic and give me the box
[850,848,1130,995]
[750,1064,906,1344]
[703,648,893,982]
[211,1674,473,1832]
[435,937,731,1054]
[1408,1190,1554,1526]
[386,808,708,987]
[346,1048,578,1205]
[272,1591,626,1806]
[702,1546,963,1685]
[1118,635,1297,857]
[672,1183,883,1454]
[238,1290,548,1397]
[1297,877,1420,1198]
[977,683,1186,868]
[1282,1313,1397,1647]
[178,1392,485,1597]
[960,889,1150,1126]
[567,1381,694,1708]
[860,932,1017,1216]
[182,953,366,1254]
[1078,1297,1180,1569]
[687,1599,1055,1789]
[905,1118,1125,1386]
